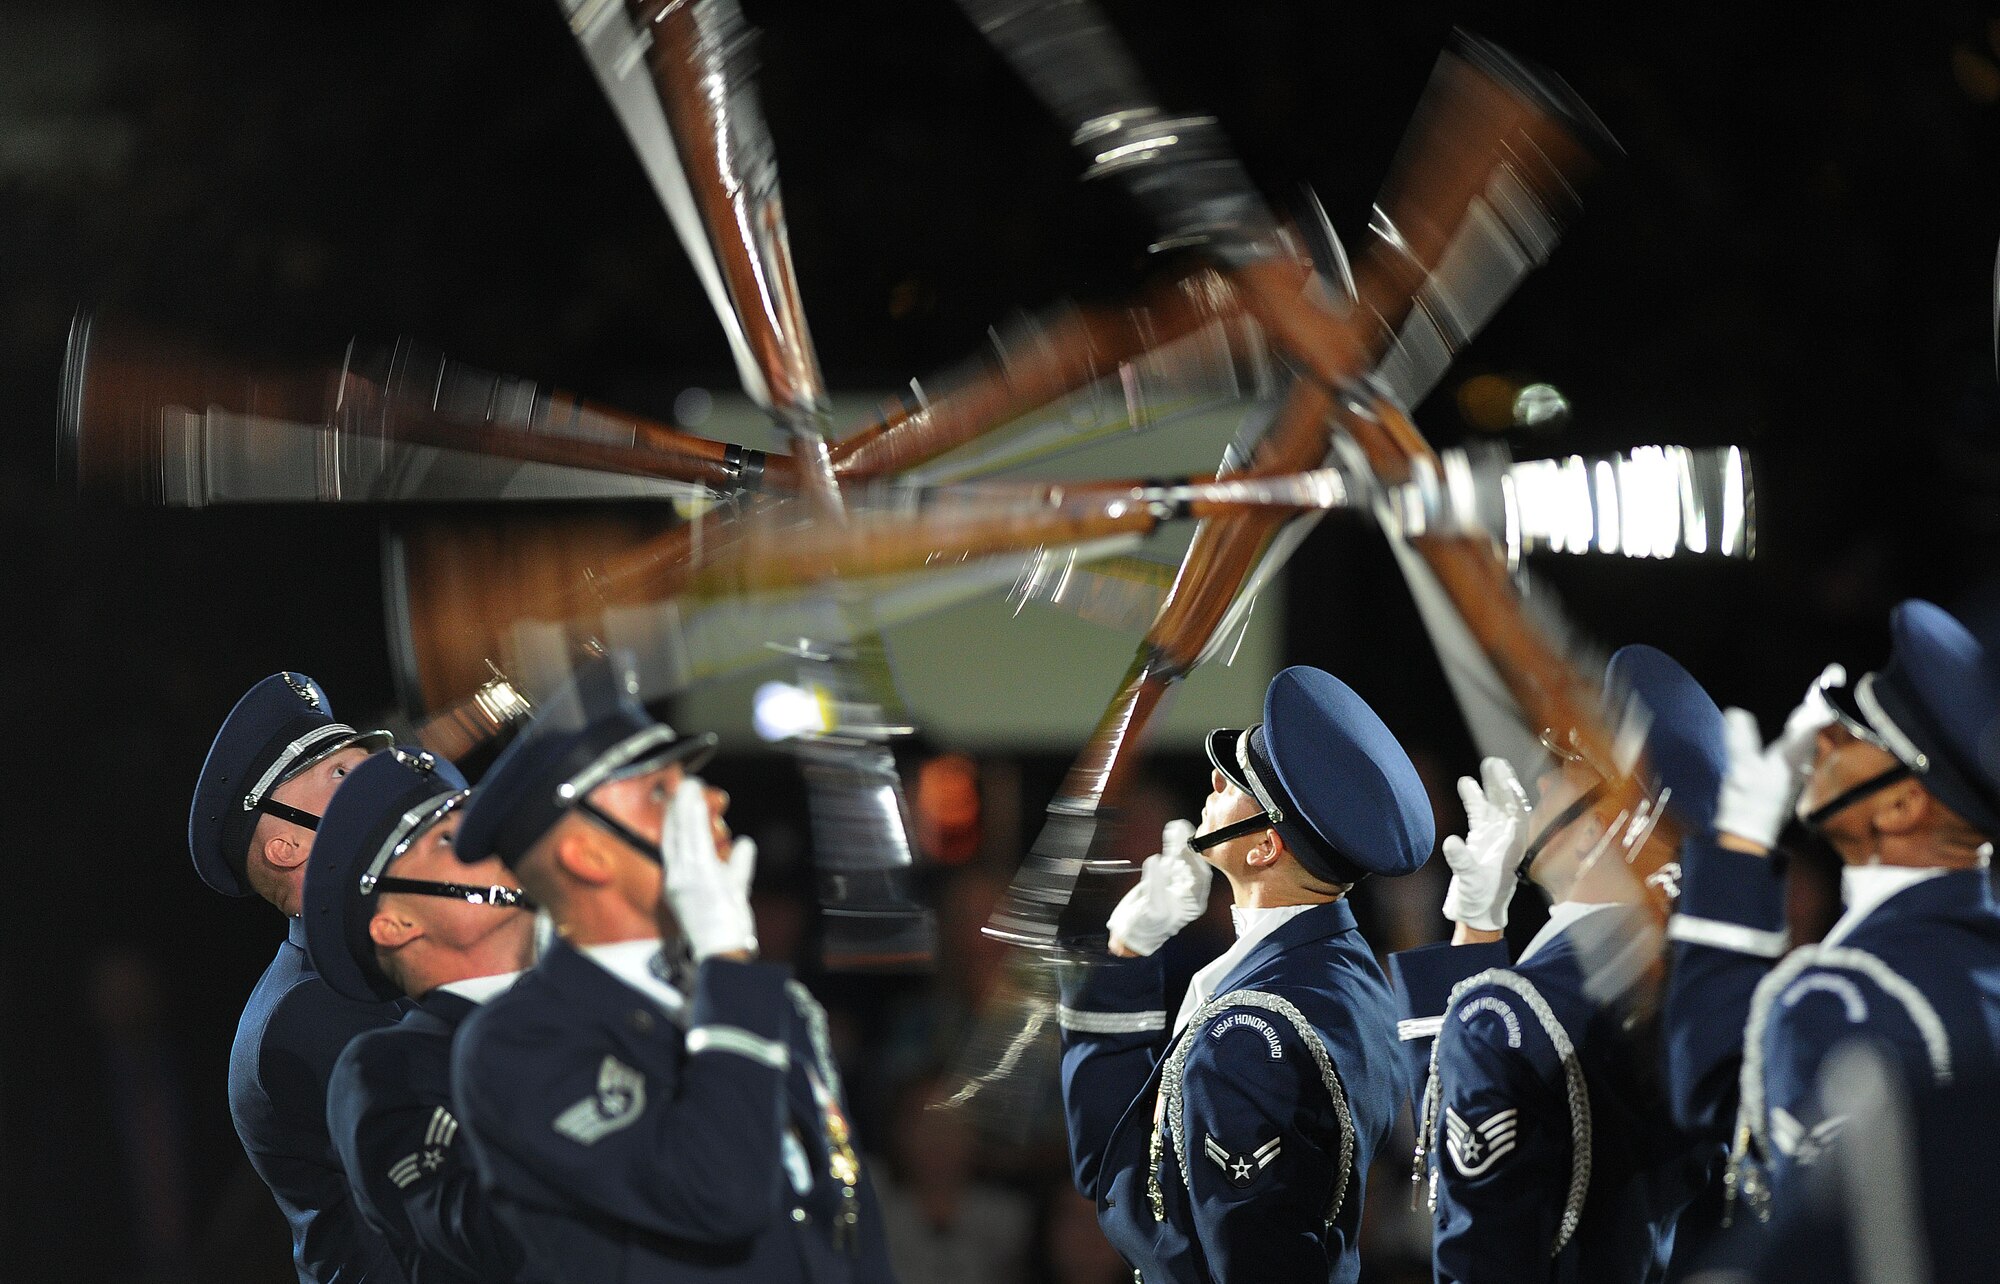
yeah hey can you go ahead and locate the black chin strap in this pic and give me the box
[1188,813,1274,853]
[576,799,661,865]
[371,877,537,910]
[1801,763,1915,831]
[255,797,322,832]
[1518,781,1608,883]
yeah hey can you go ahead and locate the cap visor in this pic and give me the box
[1818,675,1884,747]
[602,730,721,786]
[1204,728,1255,796]
[282,728,396,787]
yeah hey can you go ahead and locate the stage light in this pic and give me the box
[1513,382,1569,428]
[753,680,828,742]
[674,386,714,428]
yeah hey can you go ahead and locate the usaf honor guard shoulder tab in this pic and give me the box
[1161,988,1358,1226]
[1420,969,1592,1255]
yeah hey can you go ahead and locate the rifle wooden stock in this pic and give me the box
[635,0,845,518]
[829,271,1247,481]
[62,314,788,500]
[334,370,770,492]
[1359,396,1679,907]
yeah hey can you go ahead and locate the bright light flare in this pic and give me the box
[753,680,829,742]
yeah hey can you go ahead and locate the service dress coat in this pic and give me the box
[229,917,410,1284]
[451,939,897,1284]
[1393,905,1720,1284]
[1056,900,1408,1284]
[328,990,527,1283]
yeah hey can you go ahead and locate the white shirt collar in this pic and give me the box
[1823,866,1950,947]
[580,938,686,1017]
[1173,904,1315,1034]
[1518,900,1619,963]
[434,971,521,1005]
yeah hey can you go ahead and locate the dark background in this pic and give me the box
[4,0,2000,1278]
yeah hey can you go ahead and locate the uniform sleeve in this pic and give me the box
[1752,960,1936,1200]
[263,984,409,1284]
[1428,987,1569,1284]
[452,958,795,1244]
[327,1042,524,1282]
[1663,832,1789,1138]
[850,1166,899,1284]
[1173,1004,1345,1281]
[1389,941,1511,1115]
[1056,953,1170,1201]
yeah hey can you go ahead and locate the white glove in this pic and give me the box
[1714,665,1845,848]
[1106,820,1209,956]
[1441,757,1532,931]
[1775,663,1845,774]
[660,776,758,961]
[724,834,757,899]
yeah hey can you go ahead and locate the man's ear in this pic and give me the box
[261,831,308,872]
[369,909,421,951]
[1247,832,1286,870]
[553,828,613,887]
[1870,777,1931,837]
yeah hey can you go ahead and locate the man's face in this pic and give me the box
[584,763,733,907]
[264,744,373,857]
[1797,723,1902,858]
[1520,759,1603,879]
[1196,768,1266,868]
[378,814,527,953]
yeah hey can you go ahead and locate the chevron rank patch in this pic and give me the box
[1203,1133,1282,1188]
[1444,1106,1518,1178]
[387,1107,459,1188]
[554,1056,648,1145]
[1770,1107,1847,1164]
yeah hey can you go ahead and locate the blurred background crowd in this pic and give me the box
[5,1,2000,1279]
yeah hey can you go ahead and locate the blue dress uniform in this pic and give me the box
[446,654,898,1284]
[1664,601,2000,1227]
[190,673,404,1284]
[1057,666,1432,1284]
[304,748,534,1282]
[1708,1061,2000,1282]
[1392,645,1729,1283]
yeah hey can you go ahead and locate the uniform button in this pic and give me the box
[790,1208,809,1224]
[631,1009,655,1033]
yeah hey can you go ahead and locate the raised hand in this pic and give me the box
[660,775,758,961]
[1441,757,1532,931]
[1107,820,1211,957]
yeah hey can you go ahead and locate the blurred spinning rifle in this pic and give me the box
[947,0,1717,945]
[62,0,1747,957]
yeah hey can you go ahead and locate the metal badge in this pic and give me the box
[390,747,438,773]
[282,672,322,709]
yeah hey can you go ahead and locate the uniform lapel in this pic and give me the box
[1879,868,1994,921]
[534,939,681,1065]
[416,990,478,1033]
